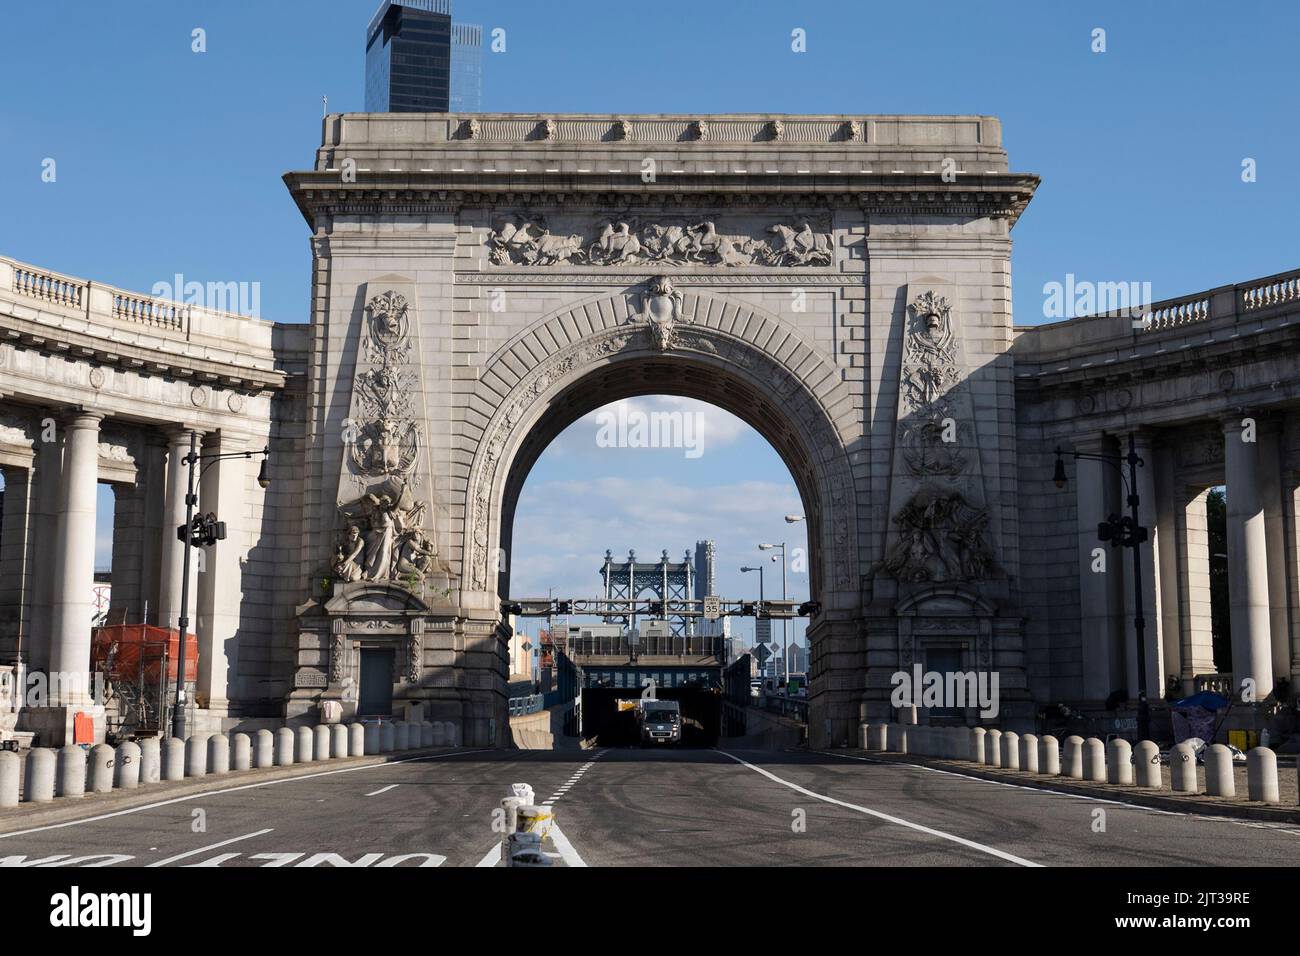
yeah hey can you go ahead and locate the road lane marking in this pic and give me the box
[147,829,274,867]
[717,750,1042,867]
[816,750,1187,817]
[0,748,494,840]
[365,785,399,797]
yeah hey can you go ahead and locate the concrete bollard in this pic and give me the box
[89,744,116,793]
[1002,731,1020,771]
[446,722,461,747]
[364,722,381,754]
[380,721,396,753]
[1205,744,1235,797]
[231,733,252,771]
[185,735,209,777]
[1106,738,1133,785]
[139,738,161,784]
[1083,738,1106,782]
[331,724,349,758]
[162,738,185,780]
[208,734,231,775]
[349,723,365,756]
[516,804,554,840]
[858,723,870,750]
[254,729,275,767]
[25,748,56,803]
[395,721,411,751]
[275,727,296,766]
[1062,736,1084,779]
[1171,742,1199,792]
[431,721,447,747]
[295,726,314,763]
[970,727,986,763]
[1020,733,1039,773]
[0,750,19,807]
[500,796,527,859]
[869,724,887,751]
[1133,740,1162,788]
[1039,735,1061,775]
[57,745,87,798]
[985,729,1002,767]
[314,725,331,761]
[421,721,434,747]
[1247,747,1279,804]
[115,742,142,789]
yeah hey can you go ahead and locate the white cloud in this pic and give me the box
[545,396,749,459]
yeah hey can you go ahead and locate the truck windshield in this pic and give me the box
[644,710,678,723]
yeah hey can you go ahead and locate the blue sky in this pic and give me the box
[3,1,1295,647]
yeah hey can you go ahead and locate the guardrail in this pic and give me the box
[509,694,545,717]
[764,694,808,723]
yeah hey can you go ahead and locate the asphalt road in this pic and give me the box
[3,746,1300,867]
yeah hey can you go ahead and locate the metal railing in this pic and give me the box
[566,634,726,659]
[508,694,545,717]
[764,694,809,723]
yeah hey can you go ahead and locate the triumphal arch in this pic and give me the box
[2,112,1298,748]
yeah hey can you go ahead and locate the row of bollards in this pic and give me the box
[499,782,559,867]
[0,718,462,809]
[857,722,1289,806]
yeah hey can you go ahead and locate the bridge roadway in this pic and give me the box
[2,747,1298,867]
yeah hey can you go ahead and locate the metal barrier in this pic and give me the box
[509,694,545,717]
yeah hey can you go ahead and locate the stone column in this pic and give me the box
[0,464,34,666]
[1120,429,1164,701]
[157,427,201,631]
[195,430,248,714]
[1258,422,1290,684]
[27,421,63,672]
[1176,487,1217,682]
[1075,435,1124,701]
[1154,444,1182,696]
[1222,415,1273,699]
[48,412,103,709]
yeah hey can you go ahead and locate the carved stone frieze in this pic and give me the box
[486,214,833,268]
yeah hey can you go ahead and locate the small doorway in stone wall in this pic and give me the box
[358,648,395,717]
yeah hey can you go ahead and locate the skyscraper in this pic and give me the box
[365,0,482,113]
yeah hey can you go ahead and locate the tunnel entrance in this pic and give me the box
[581,677,722,748]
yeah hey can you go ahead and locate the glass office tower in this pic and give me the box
[365,0,482,113]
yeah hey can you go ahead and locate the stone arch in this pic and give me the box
[460,286,863,617]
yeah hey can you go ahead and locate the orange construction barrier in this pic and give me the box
[91,624,198,684]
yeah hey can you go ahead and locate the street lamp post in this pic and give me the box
[758,542,787,684]
[170,438,271,740]
[1053,435,1150,742]
[740,564,765,678]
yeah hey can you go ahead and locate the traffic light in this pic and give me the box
[1098,514,1147,547]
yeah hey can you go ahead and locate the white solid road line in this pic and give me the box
[818,750,1187,816]
[0,748,494,840]
[146,828,274,868]
[717,750,1043,868]
[365,784,399,797]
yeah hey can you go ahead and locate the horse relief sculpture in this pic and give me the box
[486,215,832,267]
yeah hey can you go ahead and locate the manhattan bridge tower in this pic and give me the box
[601,541,717,637]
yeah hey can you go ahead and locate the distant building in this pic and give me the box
[365,0,482,113]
